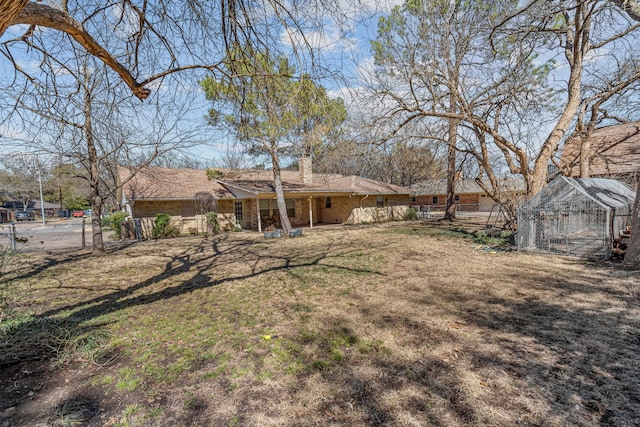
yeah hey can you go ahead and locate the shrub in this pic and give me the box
[473,229,514,246]
[405,207,418,220]
[103,211,128,239]
[206,212,220,234]
[64,195,90,211]
[152,213,181,239]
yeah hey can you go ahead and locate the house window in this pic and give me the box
[259,199,271,219]
[411,196,417,203]
[376,196,384,207]
[325,197,332,208]
[454,195,460,202]
[285,198,295,218]
[234,201,243,221]
[259,199,295,218]
[432,196,438,204]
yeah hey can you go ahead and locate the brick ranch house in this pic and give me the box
[118,159,411,236]
[410,177,526,212]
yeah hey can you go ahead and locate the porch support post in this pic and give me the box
[256,198,262,233]
[308,196,313,229]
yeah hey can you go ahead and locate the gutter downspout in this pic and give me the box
[308,196,313,229]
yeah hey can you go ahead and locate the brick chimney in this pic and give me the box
[299,157,312,183]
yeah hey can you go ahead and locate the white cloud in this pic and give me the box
[108,3,142,41]
[324,0,403,20]
[281,25,345,54]
[1,24,30,38]
[14,58,41,75]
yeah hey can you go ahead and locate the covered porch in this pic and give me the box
[239,192,410,232]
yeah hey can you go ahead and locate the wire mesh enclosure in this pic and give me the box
[517,177,636,259]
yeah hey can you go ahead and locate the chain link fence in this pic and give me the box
[517,201,611,258]
[0,224,17,252]
[517,177,635,260]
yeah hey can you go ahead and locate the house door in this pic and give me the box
[234,201,244,226]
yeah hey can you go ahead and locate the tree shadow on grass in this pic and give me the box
[4,227,638,425]
[232,257,640,426]
[0,232,389,367]
[0,232,394,424]
[32,234,385,322]
[6,241,138,283]
[457,292,640,424]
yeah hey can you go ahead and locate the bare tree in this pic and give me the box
[369,0,640,218]
[194,191,217,233]
[369,0,545,220]
[221,150,251,170]
[610,0,640,20]
[314,119,446,188]
[6,48,204,255]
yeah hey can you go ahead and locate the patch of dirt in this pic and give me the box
[0,355,162,427]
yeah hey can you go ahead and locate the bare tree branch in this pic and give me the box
[13,2,151,100]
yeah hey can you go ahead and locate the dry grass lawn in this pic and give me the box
[1,220,639,426]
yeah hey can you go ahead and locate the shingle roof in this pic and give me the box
[410,177,525,195]
[119,167,235,200]
[560,122,640,177]
[219,170,410,195]
[119,166,410,201]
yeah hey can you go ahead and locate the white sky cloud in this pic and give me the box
[15,58,41,75]
[108,3,141,41]
[584,45,612,66]
[281,27,341,52]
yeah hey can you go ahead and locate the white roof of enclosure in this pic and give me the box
[520,176,635,213]
[568,178,636,209]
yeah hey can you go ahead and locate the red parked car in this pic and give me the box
[72,210,85,217]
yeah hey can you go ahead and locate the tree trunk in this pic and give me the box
[269,149,293,234]
[579,135,591,178]
[529,82,583,193]
[623,179,640,267]
[444,118,458,221]
[529,4,588,195]
[83,80,106,255]
[91,190,105,255]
